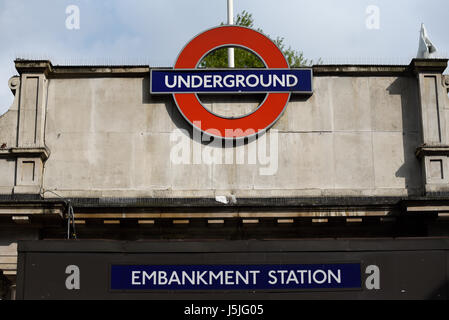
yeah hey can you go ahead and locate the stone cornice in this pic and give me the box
[410,58,448,74]
[13,59,448,78]
[0,147,50,161]
[14,60,53,76]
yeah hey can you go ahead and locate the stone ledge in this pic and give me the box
[50,66,151,78]
[14,60,53,75]
[411,58,448,74]
[5,195,449,206]
[13,59,449,78]
[12,186,42,196]
[2,195,449,211]
[312,64,410,76]
[416,145,449,158]
[0,202,65,218]
[17,238,449,254]
[0,147,50,161]
[0,195,417,207]
[63,196,406,208]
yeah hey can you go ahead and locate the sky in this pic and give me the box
[0,0,448,115]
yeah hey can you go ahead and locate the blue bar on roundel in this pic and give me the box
[110,263,361,291]
[150,69,313,94]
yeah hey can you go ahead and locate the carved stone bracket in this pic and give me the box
[444,75,449,93]
[8,76,20,95]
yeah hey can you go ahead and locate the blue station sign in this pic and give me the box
[151,69,313,94]
[110,263,361,291]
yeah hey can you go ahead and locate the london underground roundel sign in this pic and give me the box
[151,26,313,139]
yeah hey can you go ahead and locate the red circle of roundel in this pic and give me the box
[174,26,290,139]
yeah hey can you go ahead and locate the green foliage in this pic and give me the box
[198,46,265,69]
[199,11,319,68]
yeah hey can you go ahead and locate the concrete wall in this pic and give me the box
[1,60,448,199]
[42,74,422,198]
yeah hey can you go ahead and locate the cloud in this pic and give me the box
[0,0,448,115]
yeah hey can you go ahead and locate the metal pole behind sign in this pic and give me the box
[227,0,235,68]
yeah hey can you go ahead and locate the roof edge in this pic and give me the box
[13,58,448,77]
